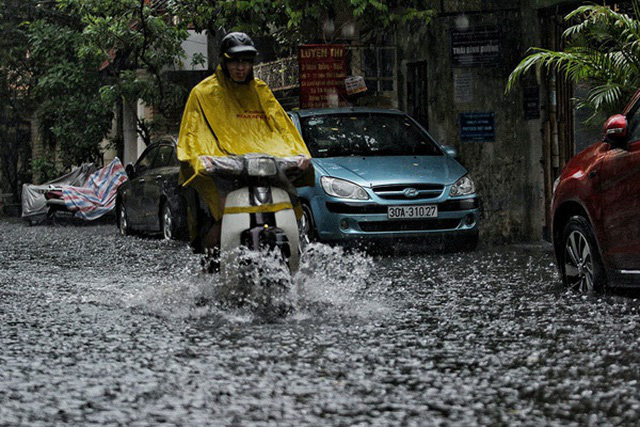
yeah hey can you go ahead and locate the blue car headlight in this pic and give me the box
[450,175,476,197]
[320,176,370,200]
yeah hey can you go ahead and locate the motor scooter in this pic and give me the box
[198,153,310,313]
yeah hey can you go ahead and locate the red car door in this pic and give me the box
[599,110,640,269]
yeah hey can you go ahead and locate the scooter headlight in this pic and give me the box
[247,157,278,177]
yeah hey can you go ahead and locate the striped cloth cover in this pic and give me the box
[61,157,128,220]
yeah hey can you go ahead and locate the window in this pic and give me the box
[135,146,159,174]
[300,113,442,158]
[626,104,640,143]
[153,144,178,168]
[360,47,396,93]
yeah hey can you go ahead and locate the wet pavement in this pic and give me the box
[1,218,640,426]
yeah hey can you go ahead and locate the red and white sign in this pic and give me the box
[345,76,367,96]
[299,44,348,109]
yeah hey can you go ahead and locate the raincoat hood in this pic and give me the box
[177,65,310,182]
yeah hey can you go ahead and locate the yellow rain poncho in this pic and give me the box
[177,65,311,221]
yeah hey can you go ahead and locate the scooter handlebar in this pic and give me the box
[199,154,310,178]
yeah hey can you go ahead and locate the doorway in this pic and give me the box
[406,61,429,129]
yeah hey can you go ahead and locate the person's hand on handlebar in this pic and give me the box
[295,155,310,171]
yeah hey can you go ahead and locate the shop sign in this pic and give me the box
[299,44,348,108]
[451,26,501,67]
[460,112,496,142]
[454,70,473,103]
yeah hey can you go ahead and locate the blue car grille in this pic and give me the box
[359,218,461,232]
[372,183,444,200]
[326,198,479,214]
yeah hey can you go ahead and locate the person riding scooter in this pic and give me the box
[176,32,312,262]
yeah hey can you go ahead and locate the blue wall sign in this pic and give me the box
[459,112,495,142]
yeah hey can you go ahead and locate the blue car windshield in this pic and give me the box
[300,113,443,158]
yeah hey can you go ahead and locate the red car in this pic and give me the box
[552,90,640,291]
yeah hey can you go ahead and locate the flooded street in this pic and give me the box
[1,218,640,426]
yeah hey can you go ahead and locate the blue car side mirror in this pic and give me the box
[443,145,459,159]
[125,163,135,177]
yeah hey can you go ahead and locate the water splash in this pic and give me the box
[292,243,390,318]
[121,242,389,322]
[123,266,221,320]
[217,247,295,320]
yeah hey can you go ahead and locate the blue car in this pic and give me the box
[289,108,480,250]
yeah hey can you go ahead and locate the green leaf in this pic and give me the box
[506,0,640,115]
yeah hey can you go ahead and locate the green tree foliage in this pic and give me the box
[55,0,191,145]
[28,17,114,169]
[175,0,434,55]
[506,2,640,120]
[0,0,38,198]
[1,0,434,199]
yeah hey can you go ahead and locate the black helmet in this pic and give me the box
[220,32,258,58]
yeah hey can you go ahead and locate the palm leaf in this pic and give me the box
[586,82,625,112]
[506,0,640,116]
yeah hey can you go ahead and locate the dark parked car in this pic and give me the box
[116,136,187,240]
[289,108,481,251]
[552,90,640,291]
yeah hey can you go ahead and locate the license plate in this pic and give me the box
[388,205,437,219]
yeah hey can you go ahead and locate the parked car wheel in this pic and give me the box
[299,204,317,249]
[161,202,177,240]
[118,202,132,236]
[561,216,607,292]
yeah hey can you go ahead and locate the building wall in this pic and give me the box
[121,31,212,167]
[179,30,209,71]
[396,3,547,243]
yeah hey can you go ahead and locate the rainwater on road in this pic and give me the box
[1,218,640,426]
